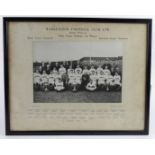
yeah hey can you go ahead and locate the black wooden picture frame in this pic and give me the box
[3,17,152,135]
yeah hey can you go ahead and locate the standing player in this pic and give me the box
[52,67,58,74]
[41,70,49,91]
[33,69,41,91]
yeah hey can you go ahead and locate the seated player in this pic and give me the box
[86,79,97,91]
[89,69,98,84]
[106,74,115,91]
[54,77,65,92]
[89,65,97,75]
[102,65,111,86]
[68,69,82,92]
[54,72,64,91]
[75,65,82,75]
[68,70,75,86]
[59,64,66,76]
[41,70,49,91]
[113,72,122,90]
[48,70,55,91]
[33,69,41,91]
[97,70,106,90]
[82,66,90,75]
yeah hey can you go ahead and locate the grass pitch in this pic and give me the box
[34,90,121,103]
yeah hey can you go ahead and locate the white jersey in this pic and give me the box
[33,73,41,84]
[89,68,97,75]
[103,69,111,76]
[75,67,82,74]
[97,67,104,75]
[41,74,48,83]
[59,67,66,75]
[67,68,74,75]
[114,75,121,85]
[82,69,90,75]
[48,74,55,84]
[68,73,76,84]
[52,69,58,74]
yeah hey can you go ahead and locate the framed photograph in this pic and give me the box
[4,17,151,135]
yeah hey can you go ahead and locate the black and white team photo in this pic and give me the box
[33,41,122,103]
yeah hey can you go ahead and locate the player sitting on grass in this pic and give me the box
[86,79,97,91]
[48,70,55,91]
[33,69,41,91]
[54,72,64,92]
[41,70,49,91]
[113,72,122,91]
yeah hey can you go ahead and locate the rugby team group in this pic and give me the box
[33,63,122,92]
